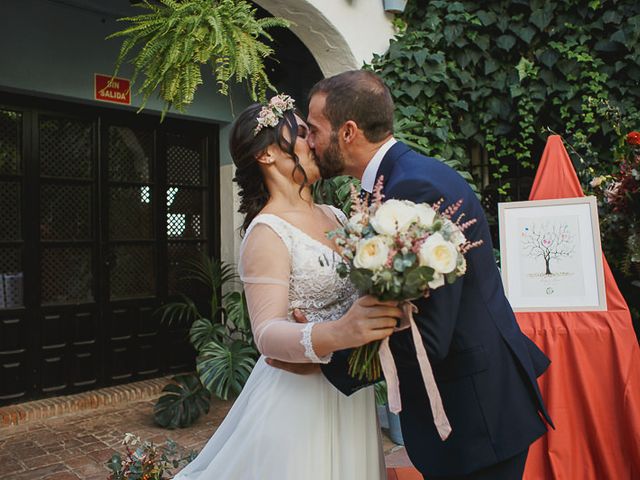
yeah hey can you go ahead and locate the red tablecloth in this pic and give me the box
[518,136,640,479]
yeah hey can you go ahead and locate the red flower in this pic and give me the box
[626,131,640,145]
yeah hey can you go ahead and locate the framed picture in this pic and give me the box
[498,196,606,312]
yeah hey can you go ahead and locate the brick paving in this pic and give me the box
[0,387,415,479]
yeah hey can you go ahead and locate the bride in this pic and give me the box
[173,95,402,480]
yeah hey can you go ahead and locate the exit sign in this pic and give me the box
[94,74,131,105]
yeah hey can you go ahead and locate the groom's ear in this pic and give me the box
[341,120,358,144]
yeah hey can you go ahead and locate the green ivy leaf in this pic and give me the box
[537,50,559,68]
[406,83,423,100]
[496,35,516,51]
[444,24,464,44]
[610,30,626,44]
[414,49,429,67]
[475,34,491,51]
[602,11,622,24]
[484,58,500,75]
[594,40,619,52]
[459,117,478,137]
[531,8,553,31]
[476,10,496,26]
[512,25,536,43]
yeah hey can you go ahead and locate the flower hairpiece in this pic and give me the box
[253,94,296,135]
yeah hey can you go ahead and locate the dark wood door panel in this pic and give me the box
[0,94,219,406]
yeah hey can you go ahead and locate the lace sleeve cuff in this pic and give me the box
[300,323,333,364]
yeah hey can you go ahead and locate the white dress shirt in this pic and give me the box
[360,137,397,192]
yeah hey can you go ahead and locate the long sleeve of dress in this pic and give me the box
[239,221,332,364]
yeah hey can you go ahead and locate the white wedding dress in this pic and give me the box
[173,205,385,480]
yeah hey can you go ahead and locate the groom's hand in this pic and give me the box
[266,309,320,375]
[265,358,320,374]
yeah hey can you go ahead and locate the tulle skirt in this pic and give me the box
[173,356,385,480]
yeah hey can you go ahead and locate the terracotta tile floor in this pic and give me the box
[0,398,417,479]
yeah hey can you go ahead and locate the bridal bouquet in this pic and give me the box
[328,177,481,382]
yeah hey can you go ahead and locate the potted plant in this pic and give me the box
[383,0,408,14]
[108,0,289,116]
[374,381,404,445]
[154,257,258,429]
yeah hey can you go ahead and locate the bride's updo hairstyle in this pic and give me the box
[230,98,309,235]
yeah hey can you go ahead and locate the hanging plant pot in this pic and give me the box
[383,0,408,14]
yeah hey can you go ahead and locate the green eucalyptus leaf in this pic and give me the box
[393,255,407,272]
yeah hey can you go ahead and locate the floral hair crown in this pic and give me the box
[253,94,296,136]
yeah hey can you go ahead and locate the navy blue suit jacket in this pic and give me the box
[322,142,552,477]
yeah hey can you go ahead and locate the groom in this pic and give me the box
[302,70,552,480]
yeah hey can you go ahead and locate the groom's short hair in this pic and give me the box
[309,70,394,143]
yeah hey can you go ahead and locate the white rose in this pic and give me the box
[418,232,458,274]
[353,237,390,270]
[370,200,418,235]
[428,272,445,289]
[414,204,436,227]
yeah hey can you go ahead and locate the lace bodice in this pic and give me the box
[239,205,359,363]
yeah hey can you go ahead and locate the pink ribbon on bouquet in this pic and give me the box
[377,302,452,441]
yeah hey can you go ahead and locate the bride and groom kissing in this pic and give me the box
[174,70,553,480]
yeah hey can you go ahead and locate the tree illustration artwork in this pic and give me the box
[521,222,576,275]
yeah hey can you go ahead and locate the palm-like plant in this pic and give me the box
[155,256,258,427]
[107,0,290,116]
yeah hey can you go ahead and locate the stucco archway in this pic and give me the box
[254,0,396,76]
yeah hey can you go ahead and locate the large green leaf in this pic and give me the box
[153,374,211,429]
[197,340,257,400]
[189,317,225,351]
[223,290,251,332]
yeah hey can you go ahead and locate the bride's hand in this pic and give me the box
[335,295,403,350]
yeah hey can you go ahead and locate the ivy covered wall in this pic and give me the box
[371,0,640,202]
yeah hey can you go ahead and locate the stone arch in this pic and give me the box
[254,0,395,77]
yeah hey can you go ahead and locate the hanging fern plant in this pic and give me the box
[107,0,290,116]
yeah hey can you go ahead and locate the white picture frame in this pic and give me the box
[498,196,606,312]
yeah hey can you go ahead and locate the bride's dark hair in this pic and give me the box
[230,103,309,235]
